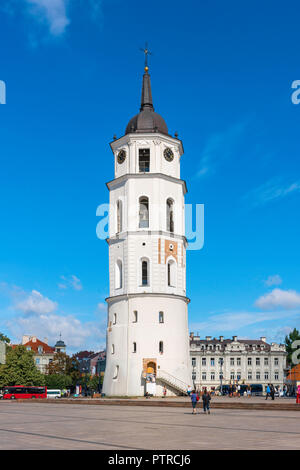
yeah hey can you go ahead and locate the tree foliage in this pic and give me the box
[0,332,10,344]
[0,345,45,387]
[285,328,300,365]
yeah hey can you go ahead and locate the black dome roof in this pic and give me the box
[125,68,168,136]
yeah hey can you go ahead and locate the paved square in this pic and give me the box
[0,401,299,450]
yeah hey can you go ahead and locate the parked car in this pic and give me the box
[46,389,62,399]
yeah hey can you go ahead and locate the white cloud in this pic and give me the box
[255,288,300,310]
[58,274,82,291]
[16,290,57,315]
[244,178,300,207]
[264,275,282,287]
[25,0,70,36]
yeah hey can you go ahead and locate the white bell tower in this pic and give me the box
[102,60,191,396]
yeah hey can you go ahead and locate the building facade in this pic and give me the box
[21,335,56,374]
[102,61,191,396]
[0,340,5,365]
[190,334,287,392]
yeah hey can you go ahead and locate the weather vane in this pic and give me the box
[140,42,152,71]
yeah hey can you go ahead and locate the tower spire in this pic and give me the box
[140,43,153,111]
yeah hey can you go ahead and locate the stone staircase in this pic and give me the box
[156,370,189,395]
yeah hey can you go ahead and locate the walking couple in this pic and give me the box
[190,388,211,414]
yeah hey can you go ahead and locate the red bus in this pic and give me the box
[3,386,47,400]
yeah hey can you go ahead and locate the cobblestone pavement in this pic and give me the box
[0,401,299,450]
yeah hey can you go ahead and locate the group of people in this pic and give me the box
[189,388,211,414]
[265,384,276,400]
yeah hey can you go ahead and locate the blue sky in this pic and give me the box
[0,0,300,353]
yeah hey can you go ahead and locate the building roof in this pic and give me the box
[16,338,55,354]
[189,335,273,352]
[125,67,168,136]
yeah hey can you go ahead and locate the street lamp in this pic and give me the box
[219,358,224,395]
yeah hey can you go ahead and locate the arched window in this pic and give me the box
[133,310,138,322]
[159,341,164,354]
[113,313,117,325]
[115,260,122,289]
[113,365,119,379]
[166,198,174,233]
[139,196,149,228]
[141,259,149,286]
[159,311,164,323]
[111,344,115,354]
[167,259,176,287]
[116,199,123,233]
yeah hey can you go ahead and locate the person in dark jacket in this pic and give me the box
[202,388,211,414]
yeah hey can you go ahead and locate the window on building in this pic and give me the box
[256,371,260,380]
[264,357,269,366]
[202,357,206,366]
[237,357,241,366]
[230,371,235,380]
[256,358,260,366]
[219,373,223,380]
[167,259,176,287]
[248,357,252,366]
[141,260,149,286]
[237,372,241,380]
[202,372,206,380]
[116,199,123,233]
[35,358,40,364]
[192,371,196,381]
[113,313,117,325]
[139,197,149,228]
[139,148,150,172]
[38,346,43,354]
[248,371,252,380]
[166,198,175,233]
[274,357,279,366]
[133,342,137,353]
[230,358,234,366]
[264,372,269,380]
[159,341,164,354]
[192,357,196,367]
[211,358,215,366]
[113,365,119,379]
[133,310,138,323]
[115,260,123,289]
[159,311,164,323]
[211,372,215,381]
[274,371,279,380]
[111,344,115,355]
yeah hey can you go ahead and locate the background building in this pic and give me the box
[0,340,5,365]
[190,333,286,393]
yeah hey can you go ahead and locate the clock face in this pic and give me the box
[164,147,174,162]
[117,149,126,164]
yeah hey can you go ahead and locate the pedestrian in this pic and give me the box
[202,388,211,414]
[266,384,271,400]
[163,386,167,398]
[296,384,300,404]
[247,386,251,398]
[187,385,192,397]
[190,390,199,414]
[270,384,275,400]
[237,384,241,397]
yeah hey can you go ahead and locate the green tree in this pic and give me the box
[45,374,72,390]
[285,328,300,365]
[0,345,45,387]
[0,332,10,344]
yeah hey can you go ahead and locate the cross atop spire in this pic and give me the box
[140,42,152,72]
